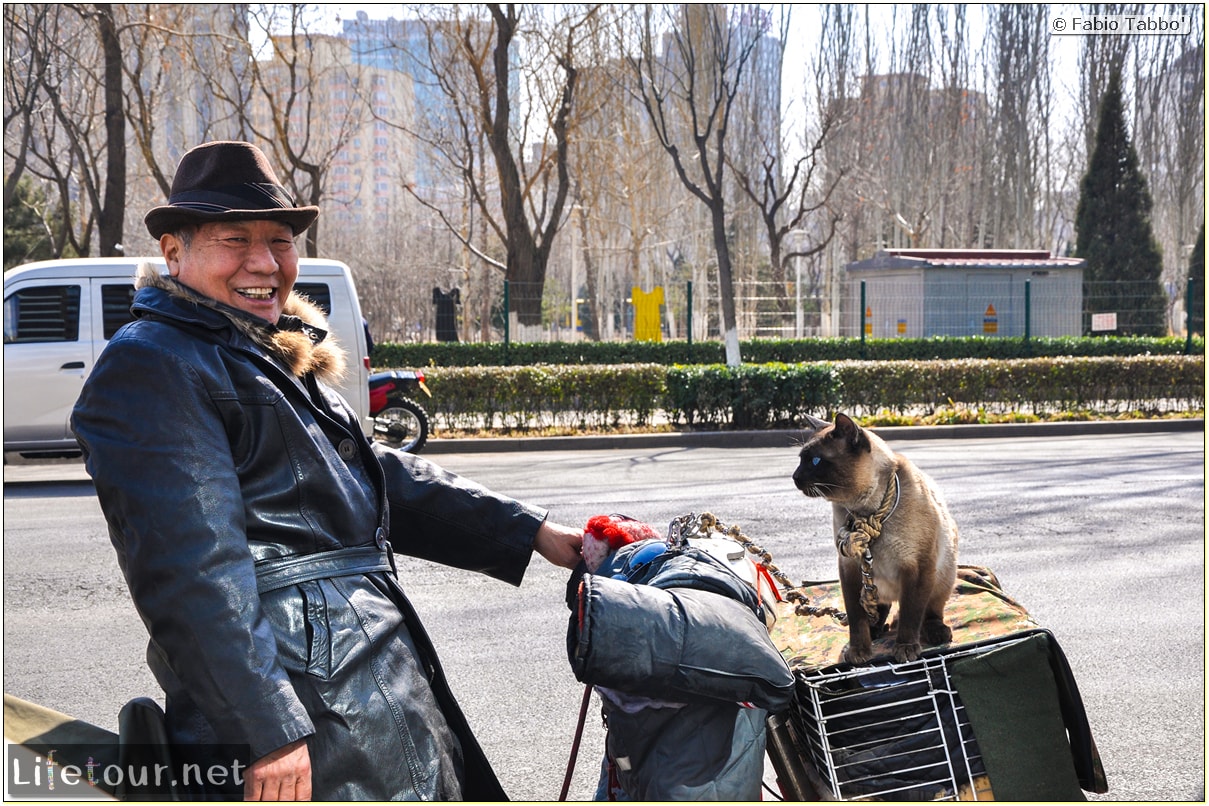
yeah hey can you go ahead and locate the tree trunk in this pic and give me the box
[96,4,125,257]
[577,207,601,341]
[305,177,321,258]
[504,234,545,325]
[711,201,741,366]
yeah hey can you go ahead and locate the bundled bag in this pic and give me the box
[568,546,793,708]
[565,514,794,800]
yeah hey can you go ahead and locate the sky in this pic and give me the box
[304,4,1089,135]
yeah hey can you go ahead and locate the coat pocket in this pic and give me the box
[299,580,333,679]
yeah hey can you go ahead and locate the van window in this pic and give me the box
[101,284,137,339]
[3,285,82,343]
[294,282,332,315]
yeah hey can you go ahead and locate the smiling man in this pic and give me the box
[69,141,584,801]
[161,218,300,322]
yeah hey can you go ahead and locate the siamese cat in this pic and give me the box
[793,413,959,665]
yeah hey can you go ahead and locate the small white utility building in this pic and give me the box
[845,249,1085,338]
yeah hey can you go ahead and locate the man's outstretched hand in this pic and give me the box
[534,521,584,569]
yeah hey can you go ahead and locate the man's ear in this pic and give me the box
[160,233,182,276]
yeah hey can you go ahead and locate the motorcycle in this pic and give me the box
[368,369,432,454]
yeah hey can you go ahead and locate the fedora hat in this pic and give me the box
[144,141,319,238]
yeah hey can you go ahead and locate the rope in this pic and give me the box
[559,684,593,801]
[678,512,851,625]
[679,478,901,628]
[835,473,900,623]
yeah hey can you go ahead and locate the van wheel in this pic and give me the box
[372,397,429,454]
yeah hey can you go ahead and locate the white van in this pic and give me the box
[3,257,371,456]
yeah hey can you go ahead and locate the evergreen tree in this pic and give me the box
[1075,70,1167,336]
[1189,224,1205,337]
[3,179,60,270]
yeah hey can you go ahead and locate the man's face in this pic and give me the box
[161,219,299,323]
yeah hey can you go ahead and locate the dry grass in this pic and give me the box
[428,409,1203,439]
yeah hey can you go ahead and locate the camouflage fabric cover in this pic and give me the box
[771,565,1041,672]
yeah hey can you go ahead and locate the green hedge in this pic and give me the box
[664,363,841,429]
[832,355,1206,414]
[418,355,1204,432]
[423,363,667,431]
[374,335,1204,368]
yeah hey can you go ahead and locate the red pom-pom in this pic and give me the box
[582,514,661,570]
[585,514,660,548]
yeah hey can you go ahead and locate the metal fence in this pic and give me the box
[409,276,1198,345]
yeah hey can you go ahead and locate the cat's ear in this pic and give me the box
[834,413,869,451]
[803,413,831,433]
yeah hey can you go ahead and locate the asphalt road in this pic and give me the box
[3,427,1204,801]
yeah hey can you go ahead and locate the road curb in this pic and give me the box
[421,417,1205,454]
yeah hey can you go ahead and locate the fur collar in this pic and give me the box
[136,262,347,385]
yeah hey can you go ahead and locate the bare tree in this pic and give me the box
[120,4,185,201]
[566,3,694,341]
[483,3,580,326]
[928,4,984,249]
[982,4,1055,249]
[818,5,1060,260]
[6,5,98,256]
[2,4,127,257]
[816,7,927,257]
[203,4,373,258]
[3,4,53,209]
[93,3,126,256]
[563,14,622,342]
[5,4,254,259]
[119,5,250,199]
[813,3,868,269]
[817,5,965,260]
[878,5,936,248]
[1132,7,1204,294]
[627,3,767,365]
[729,7,841,324]
[391,4,590,328]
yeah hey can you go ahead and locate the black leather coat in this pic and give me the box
[70,273,546,800]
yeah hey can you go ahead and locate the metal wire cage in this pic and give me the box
[790,637,1037,801]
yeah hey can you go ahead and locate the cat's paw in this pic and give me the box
[893,641,922,664]
[842,642,873,666]
[923,619,952,645]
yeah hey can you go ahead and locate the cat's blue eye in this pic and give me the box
[812,456,821,467]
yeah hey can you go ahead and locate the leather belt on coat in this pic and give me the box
[255,545,395,595]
